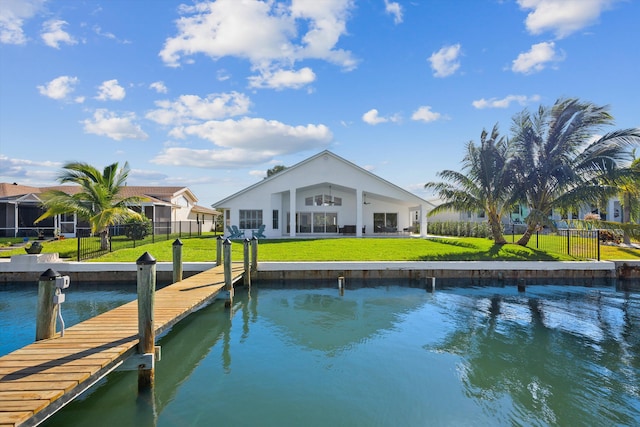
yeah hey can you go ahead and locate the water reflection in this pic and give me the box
[430,286,640,425]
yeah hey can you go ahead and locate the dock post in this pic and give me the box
[35,268,60,341]
[173,239,183,283]
[136,252,156,391]
[216,235,223,266]
[251,235,258,274]
[223,238,233,307]
[243,238,251,287]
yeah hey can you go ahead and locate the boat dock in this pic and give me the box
[0,263,245,427]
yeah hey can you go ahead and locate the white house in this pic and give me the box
[212,150,435,238]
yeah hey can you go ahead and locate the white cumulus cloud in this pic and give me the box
[384,0,403,24]
[41,19,77,48]
[362,109,400,125]
[149,81,168,94]
[146,92,251,126]
[96,79,126,101]
[512,41,563,74]
[518,0,616,39]
[159,0,356,89]
[472,94,541,109]
[37,75,79,100]
[248,67,316,90]
[152,117,332,168]
[429,44,461,78]
[82,109,148,141]
[0,0,45,45]
[411,106,443,123]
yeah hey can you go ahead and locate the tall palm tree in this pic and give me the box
[425,125,516,244]
[36,161,145,249]
[510,98,640,246]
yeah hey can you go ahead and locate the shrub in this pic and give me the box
[599,229,622,244]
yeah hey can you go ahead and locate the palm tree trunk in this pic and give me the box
[516,223,536,246]
[623,193,631,245]
[488,213,506,244]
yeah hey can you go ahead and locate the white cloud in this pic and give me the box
[511,41,563,74]
[249,169,266,177]
[96,79,126,101]
[0,154,61,181]
[82,109,148,141]
[146,92,251,126]
[518,0,616,39]
[472,94,541,109]
[384,0,403,24]
[37,75,79,100]
[152,117,333,168]
[362,109,387,125]
[149,81,168,94]
[41,19,77,48]
[248,67,316,90]
[411,106,443,122]
[428,44,461,77]
[0,0,45,45]
[159,0,356,88]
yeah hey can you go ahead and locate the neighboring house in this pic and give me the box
[0,183,219,237]
[212,150,435,238]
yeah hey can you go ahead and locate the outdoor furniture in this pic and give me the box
[252,224,266,239]
[226,225,245,239]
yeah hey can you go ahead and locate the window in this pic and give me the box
[272,210,279,229]
[239,210,262,229]
[373,212,398,233]
[305,197,313,206]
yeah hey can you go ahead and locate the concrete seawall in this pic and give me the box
[2,254,638,285]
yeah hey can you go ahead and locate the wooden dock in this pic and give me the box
[0,263,245,427]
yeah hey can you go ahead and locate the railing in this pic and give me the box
[524,229,600,261]
[77,221,207,261]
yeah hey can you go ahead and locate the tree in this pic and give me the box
[612,156,640,244]
[266,165,287,177]
[425,125,516,244]
[36,161,145,249]
[510,98,640,246]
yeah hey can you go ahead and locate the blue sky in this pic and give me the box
[1,0,639,206]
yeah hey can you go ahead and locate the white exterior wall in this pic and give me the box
[214,151,433,238]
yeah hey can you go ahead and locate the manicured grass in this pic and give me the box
[2,236,638,262]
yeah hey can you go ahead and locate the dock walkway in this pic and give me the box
[0,263,245,427]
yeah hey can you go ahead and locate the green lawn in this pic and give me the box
[2,236,638,262]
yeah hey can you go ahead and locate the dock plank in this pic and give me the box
[0,263,244,427]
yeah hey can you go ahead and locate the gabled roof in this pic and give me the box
[0,183,42,199]
[213,150,435,207]
[192,205,221,215]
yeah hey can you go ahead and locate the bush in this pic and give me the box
[124,218,152,240]
[599,229,622,244]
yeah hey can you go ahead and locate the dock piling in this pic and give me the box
[243,238,251,287]
[223,238,233,307]
[137,252,157,391]
[36,268,61,341]
[251,236,258,274]
[216,235,223,266]
[173,239,183,283]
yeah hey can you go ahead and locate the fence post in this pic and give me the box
[136,252,156,391]
[35,268,60,341]
[173,238,183,283]
[216,235,223,265]
[567,230,571,257]
[77,234,81,262]
[243,238,251,287]
[597,229,601,261]
[536,230,539,249]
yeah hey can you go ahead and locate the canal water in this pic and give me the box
[2,281,639,426]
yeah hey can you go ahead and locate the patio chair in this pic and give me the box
[252,224,266,239]
[226,225,244,239]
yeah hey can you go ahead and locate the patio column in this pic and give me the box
[289,187,296,237]
[14,202,18,237]
[356,189,363,237]
[420,204,427,237]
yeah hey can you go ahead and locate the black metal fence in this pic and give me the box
[510,227,600,261]
[77,221,206,261]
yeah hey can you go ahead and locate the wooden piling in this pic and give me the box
[243,238,251,287]
[251,235,258,273]
[35,268,60,341]
[216,235,223,266]
[137,252,156,391]
[172,239,183,283]
[223,238,233,307]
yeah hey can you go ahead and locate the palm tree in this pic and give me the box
[36,161,145,249]
[611,156,640,244]
[425,125,516,244]
[510,98,640,246]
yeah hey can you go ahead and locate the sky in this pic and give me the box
[1,0,639,207]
